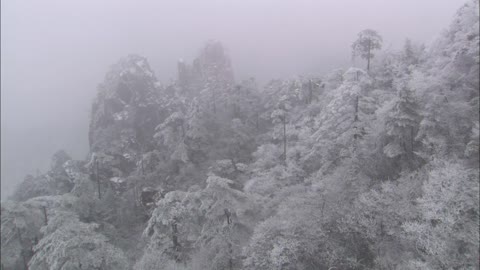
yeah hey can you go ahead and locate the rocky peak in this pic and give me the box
[88,55,162,176]
[94,54,159,115]
[177,41,234,92]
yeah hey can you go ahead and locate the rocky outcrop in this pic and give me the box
[88,55,162,177]
[177,40,234,94]
[11,150,79,202]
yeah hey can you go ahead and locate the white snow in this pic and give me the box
[109,177,125,184]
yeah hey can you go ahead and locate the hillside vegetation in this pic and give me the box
[1,1,479,269]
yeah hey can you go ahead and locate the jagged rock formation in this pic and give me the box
[177,40,234,96]
[82,42,241,202]
[88,55,162,178]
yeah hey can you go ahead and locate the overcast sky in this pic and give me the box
[1,0,466,199]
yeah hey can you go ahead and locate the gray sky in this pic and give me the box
[1,0,466,199]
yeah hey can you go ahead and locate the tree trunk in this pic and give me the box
[353,96,359,141]
[228,243,233,270]
[172,219,180,262]
[17,226,23,244]
[410,126,414,158]
[308,80,313,104]
[95,159,101,200]
[16,227,28,270]
[42,206,48,225]
[354,96,359,122]
[321,198,326,218]
[224,209,233,270]
[133,183,138,209]
[283,116,287,164]
[224,209,231,225]
[22,253,28,270]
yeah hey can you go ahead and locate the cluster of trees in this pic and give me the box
[1,1,479,269]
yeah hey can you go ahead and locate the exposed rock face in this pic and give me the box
[88,55,162,177]
[86,43,237,185]
[194,40,234,85]
[177,40,234,93]
[140,186,162,208]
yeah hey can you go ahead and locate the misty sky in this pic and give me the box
[1,0,466,199]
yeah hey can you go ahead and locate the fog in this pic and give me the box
[1,0,465,199]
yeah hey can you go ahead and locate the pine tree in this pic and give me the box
[271,95,292,164]
[352,29,383,71]
[29,211,129,270]
[383,87,421,168]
